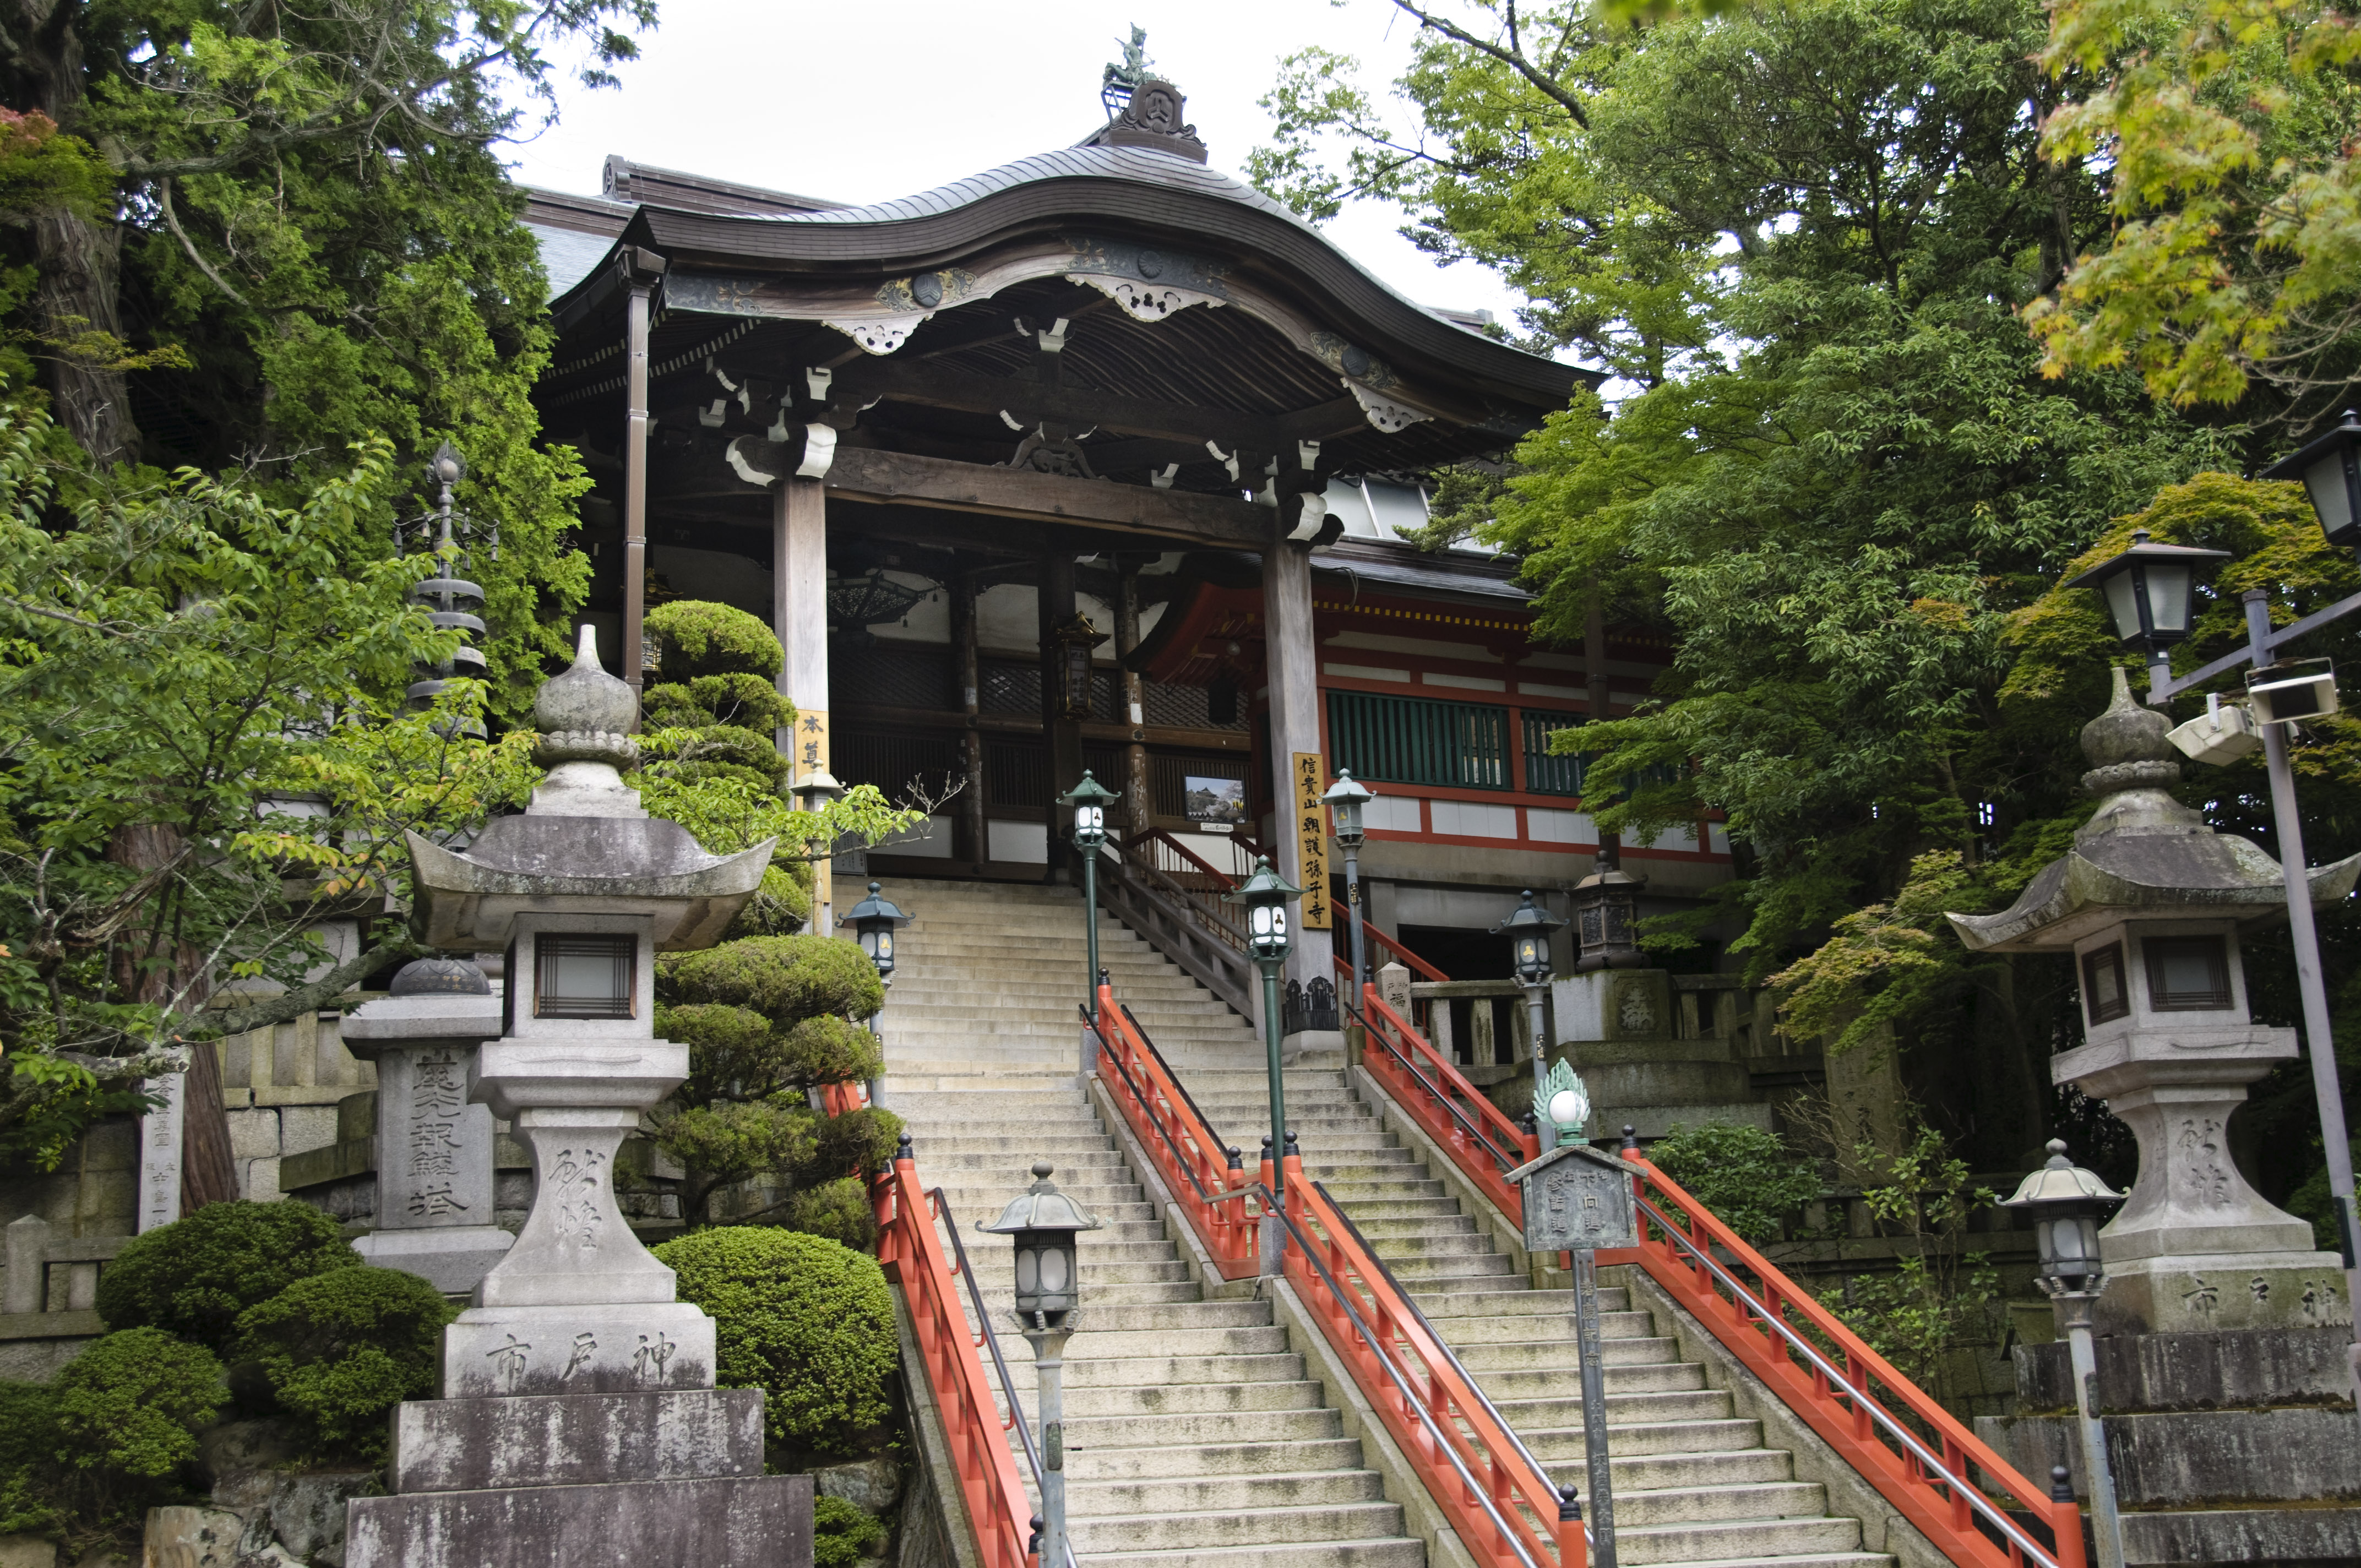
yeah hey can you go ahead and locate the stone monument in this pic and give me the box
[1948,668,2357,1336]
[345,625,809,1567]
[342,957,512,1294]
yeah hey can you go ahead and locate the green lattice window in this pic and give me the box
[1521,711,1587,796]
[1326,692,1510,790]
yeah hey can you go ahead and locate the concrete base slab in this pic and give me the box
[2119,1504,2361,1567]
[440,1302,714,1397]
[353,1225,513,1295]
[388,1389,764,1493]
[2093,1252,2351,1335]
[345,1474,810,1568]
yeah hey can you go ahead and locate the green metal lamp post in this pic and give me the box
[1226,856,1302,1197]
[1320,770,1375,997]
[1062,770,1120,1020]
[1494,890,1570,1148]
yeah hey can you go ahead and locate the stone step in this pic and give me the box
[1416,1289,1631,1318]
[1064,1438,1370,1482]
[1044,1400,1341,1438]
[1502,1389,1742,1437]
[1462,1354,1706,1389]
[1068,1469,1388,1518]
[1065,1501,1407,1553]
[1079,1539,1423,1568]
[1611,1515,1866,1566]
[1613,1479,1827,1528]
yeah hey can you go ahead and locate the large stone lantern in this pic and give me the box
[1948,669,2359,1335]
[347,627,798,1568]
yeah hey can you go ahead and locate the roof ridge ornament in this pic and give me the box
[1087,31,1209,165]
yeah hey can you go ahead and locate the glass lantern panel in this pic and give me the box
[2145,563,2195,633]
[1038,1246,1071,1294]
[2307,449,2358,543]
[876,931,894,961]
[2144,934,2232,1010]
[1272,908,1288,937]
[2081,943,2129,1025]
[536,933,635,1019]
[1251,905,1274,936]
[2102,571,2141,643]
[1015,1248,1039,1295]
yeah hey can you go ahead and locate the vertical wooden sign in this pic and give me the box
[138,1069,185,1231]
[793,709,833,923]
[1292,751,1332,931]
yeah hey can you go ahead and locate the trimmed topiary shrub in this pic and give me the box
[782,1177,878,1250]
[231,1266,456,1461]
[0,1329,229,1548]
[95,1200,356,1351]
[654,1227,896,1460]
[813,1494,888,1568]
[645,601,783,681]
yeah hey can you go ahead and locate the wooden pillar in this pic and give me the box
[1585,600,1619,870]
[1117,561,1151,839]
[1261,533,1333,994]
[1039,547,1081,883]
[774,476,832,929]
[952,566,988,872]
[621,260,656,699]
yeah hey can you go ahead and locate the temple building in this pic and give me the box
[520,74,1737,1020]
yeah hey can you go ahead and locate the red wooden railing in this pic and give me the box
[1265,1147,1584,1568]
[1342,914,1451,982]
[827,1080,1038,1568]
[1117,830,1251,955]
[1622,1158,2083,1568]
[1088,984,1259,1278]
[1351,974,1537,1223]
[1323,997,2088,1568]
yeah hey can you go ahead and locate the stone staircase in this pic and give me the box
[875,877,1892,1568]
[883,879,1418,1567]
[1180,1069,1894,1568]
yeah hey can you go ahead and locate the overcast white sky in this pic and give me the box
[503,0,1528,325]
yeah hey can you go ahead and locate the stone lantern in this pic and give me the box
[1947,669,2360,1335]
[346,626,799,1568]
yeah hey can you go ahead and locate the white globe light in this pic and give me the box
[1549,1086,1589,1129]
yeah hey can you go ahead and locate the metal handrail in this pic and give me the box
[1264,1184,1554,1568]
[1356,987,1527,1173]
[1316,1190,1571,1493]
[932,1184,1082,1568]
[1117,1002,1228,1155]
[1313,1178,1578,1534]
[1085,1005,1224,1207]
[1634,1188,2062,1567]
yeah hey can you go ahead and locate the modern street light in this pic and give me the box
[2072,470,2361,1402]
[2002,1140,2128,1568]
[1226,856,1302,1200]
[1494,890,1569,1147]
[1320,770,1375,1001]
[980,1161,1102,1568]
[1062,770,1120,1021]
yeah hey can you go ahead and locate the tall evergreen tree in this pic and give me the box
[0,0,655,711]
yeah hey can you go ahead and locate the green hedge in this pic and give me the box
[653,1227,895,1457]
[0,1329,228,1544]
[232,1266,456,1461]
[95,1200,356,1351]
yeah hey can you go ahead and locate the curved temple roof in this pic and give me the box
[550,140,1591,423]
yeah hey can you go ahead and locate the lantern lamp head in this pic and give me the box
[793,766,846,814]
[2063,529,2231,653]
[839,880,912,977]
[1052,614,1103,721]
[1061,769,1122,851]
[1320,770,1375,850]
[978,1159,1105,1327]
[1533,1059,1591,1142]
[2262,409,2361,549]
[1223,855,1302,966]
[1491,889,1569,987]
[2000,1139,2123,1298]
